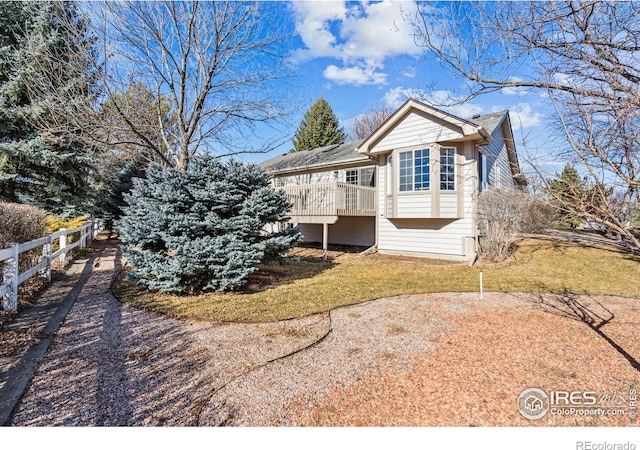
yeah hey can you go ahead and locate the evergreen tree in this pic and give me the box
[0,1,97,216]
[117,157,301,293]
[546,165,588,229]
[103,156,149,221]
[291,97,345,152]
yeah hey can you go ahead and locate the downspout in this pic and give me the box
[469,250,478,268]
[470,143,481,268]
[374,154,379,253]
[360,154,379,256]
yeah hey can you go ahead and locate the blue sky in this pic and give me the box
[244,0,565,177]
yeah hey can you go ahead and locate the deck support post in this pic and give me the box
[322,222,328,262]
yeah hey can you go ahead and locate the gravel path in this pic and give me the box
[10,239,640,426]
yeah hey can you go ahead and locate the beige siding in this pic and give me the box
[374,111,465,153]
[478,124,515,189]
[396,194,432,217]
[276,170,336,186]
[298,217,375,247]
[439,194,458,217]
[376,141,476,260]
[273,165,376,187]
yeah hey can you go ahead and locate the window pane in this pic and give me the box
[440,148,455,191]
[414,148,430,191]
[399,151,413,191]
[359,167,375,187]
[387,156,393,195]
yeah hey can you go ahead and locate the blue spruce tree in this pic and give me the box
[117,157,300,293]
[0,1,98,216]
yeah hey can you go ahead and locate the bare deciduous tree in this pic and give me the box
[350,104,394,140]
[407,1,640,251]
[22,0,295,170]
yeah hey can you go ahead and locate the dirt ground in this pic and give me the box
[5,239,640,426]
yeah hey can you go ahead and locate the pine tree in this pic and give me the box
[546,165,587,229]
[103,156,149,221]
[291,97,345,152]
[117,157,301,293]
[0,1,97,216]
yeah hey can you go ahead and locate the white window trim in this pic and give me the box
[439,147,457,192]
[386,155,393,196]
[481,153,488,192]
[346,169,358,185]
[397,148,431,193]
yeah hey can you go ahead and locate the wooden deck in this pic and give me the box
[280,182,376,220]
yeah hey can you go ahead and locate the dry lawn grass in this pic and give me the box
[296,293,639,426]
[114,237,640,322]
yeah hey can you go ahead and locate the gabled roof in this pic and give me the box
[259,100,524,186]
[259,140,369,175]
[477,111,527,187]
[357,98,491,155]
[471,110,509,135]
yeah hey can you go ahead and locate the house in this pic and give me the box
[524,395,544,412]
[260,98,526,261]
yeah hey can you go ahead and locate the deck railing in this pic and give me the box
[280,182,376,217]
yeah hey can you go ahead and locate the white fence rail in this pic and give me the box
[0,219,105,312]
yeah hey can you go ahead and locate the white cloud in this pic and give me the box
[383,87,484,119]
[502,77,530,97]
[383,86,426,109]
[291,1,421,86]
[383,88,545,127]
[402,66,417,78]
[447,102,485,119]
[290,2,347,62]
[323,64,387,86]
[339,1,422,61]
[510,103,542,129]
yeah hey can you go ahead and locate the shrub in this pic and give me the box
[45,215,88,234]
[117,157,301,293]
[45,215,88,248]
[0,202,47,248]
[521,198,556,234]
[0,202,48,274]
[478,189,553,261]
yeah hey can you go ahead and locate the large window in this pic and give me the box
[399,148,430,192]
[440,148,456,191]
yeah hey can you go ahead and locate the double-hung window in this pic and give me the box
[345,169,358,185]
[440,148,456,191]
[399,148,430,192]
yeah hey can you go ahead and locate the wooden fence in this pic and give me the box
[0,219,105,312]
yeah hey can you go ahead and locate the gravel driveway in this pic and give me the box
[10,240,448,426]
[9,239,640,426]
